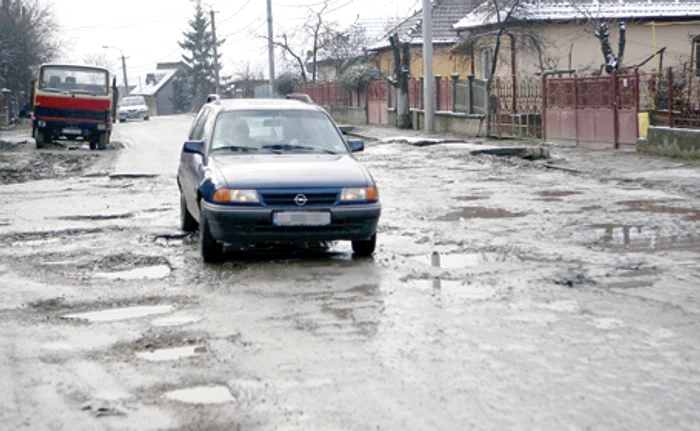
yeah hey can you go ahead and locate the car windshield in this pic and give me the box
[121,97,146,106]
[210,110,348,155]
[39,66,108,95]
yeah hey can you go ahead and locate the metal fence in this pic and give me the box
[648,67,700,129]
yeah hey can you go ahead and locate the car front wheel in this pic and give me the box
[200,209,222,263]
[352,234,376,257]
[180,192,198,232]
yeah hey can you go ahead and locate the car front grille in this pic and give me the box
[260,191,339,206]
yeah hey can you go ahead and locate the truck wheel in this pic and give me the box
[35,128,50,149]
[97,132,109,150]
[89,141,97,150]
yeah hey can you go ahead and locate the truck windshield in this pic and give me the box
[39,66,109,95]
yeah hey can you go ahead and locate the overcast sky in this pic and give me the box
[53,0,422,87]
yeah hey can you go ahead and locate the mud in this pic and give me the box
[2,118,700,430]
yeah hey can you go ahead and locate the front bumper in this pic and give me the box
[33,118,111,136]
[202,201,381,244]
[119,110,147,119]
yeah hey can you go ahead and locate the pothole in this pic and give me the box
[109,174,159,180]
[420,279,496,299]
[56,213,134,221]
[136,345,206,362]
[163,385,235,404]
[618,200,700,221]
[151,315,201,327]
[590,224,700,252]
[437,206,526,220]
[537,190,582,198]
[62,305,174,322]
[414,251,523,269]
[94,265,171,280]
[454,195,489,202]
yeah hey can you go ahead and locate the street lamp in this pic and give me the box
[102,45,129,96]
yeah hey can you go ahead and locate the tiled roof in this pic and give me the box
[454,0,700,30]
[369,0,480,50]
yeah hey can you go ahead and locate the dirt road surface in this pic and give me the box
[1,116,699,430]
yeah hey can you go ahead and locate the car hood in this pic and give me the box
[118,105,147,111]
[210,154,372,189]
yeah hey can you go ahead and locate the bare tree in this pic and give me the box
[387,33,411,129]
[319,23,371,78]
[594,22,626,74]
[82,52,115,71]
[0,0,60,105]
[272,33,308,83]
[231,60,264,98]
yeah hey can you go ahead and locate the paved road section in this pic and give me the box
[1,116,699,430]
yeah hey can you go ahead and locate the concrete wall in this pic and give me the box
[637,126,700,158]
[412,110,486,136]
[323,106,367,125]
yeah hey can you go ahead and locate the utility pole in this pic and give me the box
[267,0,276,97]
[422,0,434,132]
[120,54,130,96]
[210,8,221,95]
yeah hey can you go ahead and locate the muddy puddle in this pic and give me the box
[136,345,205,362]
[56,213,134,221]
[163,385,235,404]
[590,224,700,253]
[454,195,489,202]
[618,200,700,221]
[151,315,201,327]
[62,305,174,322]
[413,251,523,269]
[420,279,496,299]
[437,206,526,221]
[94,264,171,280]
[537,190,583,198]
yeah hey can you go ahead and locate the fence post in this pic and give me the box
[542,74,547,142]
[435,75,442,112]
[467,75,474,114]
[634,68,640,139]
[668,67,674,128]
[419,76,425,110]
[574,75,579,146]
[612,70,619,149]
[387,80,393,109]
[451,73,459,113]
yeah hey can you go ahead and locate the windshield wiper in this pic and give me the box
[262,144,336,154]
[40,87,61,93]
[70,89,97,95]
[211,145,282,154]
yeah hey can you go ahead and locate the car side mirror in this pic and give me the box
[183,140,205,155]
[347,139,364,153]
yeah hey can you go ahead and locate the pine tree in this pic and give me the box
[178,3,223,106]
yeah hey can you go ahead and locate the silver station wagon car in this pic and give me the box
[177,99,381,262]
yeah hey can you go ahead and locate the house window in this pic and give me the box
[482,48,494,80]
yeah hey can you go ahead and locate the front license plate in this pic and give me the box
[273,211,331,226]
[62,127,81,135]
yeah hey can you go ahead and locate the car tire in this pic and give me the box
[119,119,125,123]
[35,128,50,149]
[180,192,198,232]
[200,209,222,263]
[352,234,376,257]
[144,115,149,121]
[89,141,96,150]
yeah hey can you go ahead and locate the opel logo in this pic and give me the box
[294,194,308,206]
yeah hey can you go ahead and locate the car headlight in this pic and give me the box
[340,186,378,202]
[212,188,260,204]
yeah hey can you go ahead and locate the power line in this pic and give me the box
[217,0,253,25]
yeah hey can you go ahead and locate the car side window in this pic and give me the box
[189,108,210,141]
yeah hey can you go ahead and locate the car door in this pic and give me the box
[179,107,211,221]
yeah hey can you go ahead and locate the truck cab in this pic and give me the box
[32,63,114,150]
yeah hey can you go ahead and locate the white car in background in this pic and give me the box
[118,95,149,122]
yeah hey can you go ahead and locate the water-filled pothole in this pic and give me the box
[136,345,205,362]
[537,190,582,198]
[590,224,700,252]
[62,305,173,322]
[414,251,523,269]
[151,315,201,327]
[437,206,526,221]
[163,385,235,404]
[94,265,171,280]
[618,200,700,221]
